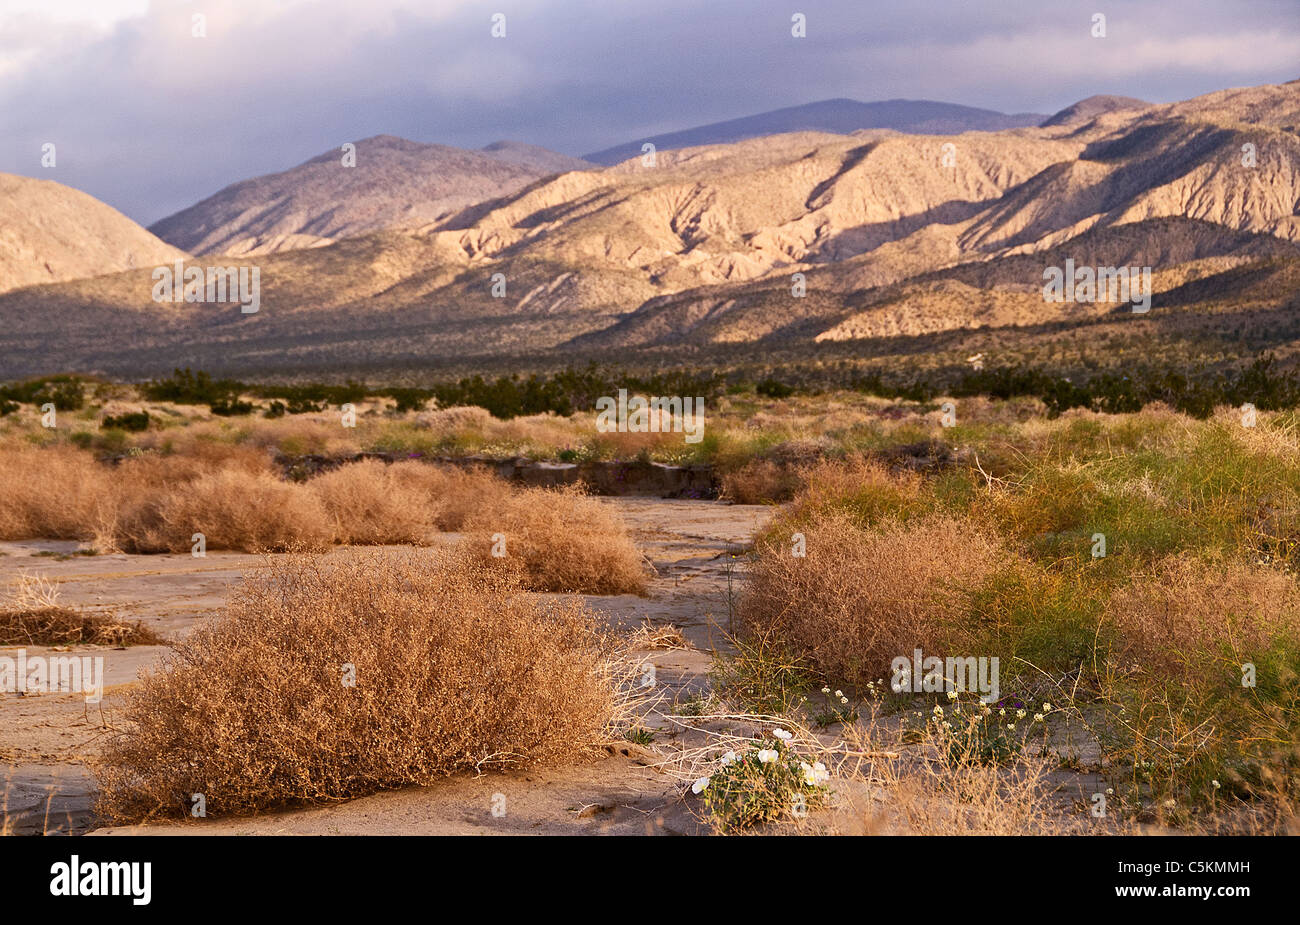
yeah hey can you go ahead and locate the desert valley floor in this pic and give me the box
[1,496,1123,836]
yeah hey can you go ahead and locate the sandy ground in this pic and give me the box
[2,498,1123,836]
[1,499,777,836]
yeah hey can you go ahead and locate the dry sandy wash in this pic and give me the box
[1,499,773,836]
[1,493,1126,836]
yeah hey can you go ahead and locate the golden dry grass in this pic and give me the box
[738,510,1003,686]
[464,484,650,595]
[0,446,110,541]
[1104,555,1300,687]
[115,468,334,553]
[94,549,626,822]
[309,459,439,545]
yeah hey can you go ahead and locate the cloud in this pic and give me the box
[0,0,1295,225]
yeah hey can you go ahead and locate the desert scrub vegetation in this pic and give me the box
[736,407,1300,825]
[834,722,1079,835]
[465,484,650,595]
[115,467,336,554]
[0,445,115,542]
[0,444,631,558]
[0,444,649,596]
[0,572,162,646]
[0,443,326,553]
[306,458,511,543]
[95,550,630,822]
[738,511,1002,687]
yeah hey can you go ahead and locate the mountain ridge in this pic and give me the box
[584,98,1049,165]
[2,80,1298,379]
[147,135,594,257]
[0,172,187,296]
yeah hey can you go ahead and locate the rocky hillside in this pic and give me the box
[147,136,594,257]
[0,173,186,295]
[1,81,1297,379]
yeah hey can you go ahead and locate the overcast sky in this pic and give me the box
[1,0,1296,225]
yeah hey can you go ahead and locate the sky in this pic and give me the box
[0,0,1296,226]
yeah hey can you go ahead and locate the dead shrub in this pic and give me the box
[0,444,524,555]
[418,405,496,432]
[625,619,689,651]
[0,572,163,646]
[0,607,163,647]
[418,465,514,532]
[719,459,805,505]
[135,443,272,479]
[0,446,111,541]
[307,459,515,544]
[464,484,649,595]
[785,456,923,526]
[738,511,1002,686]
[308,459,440,545]
[94,549,622,821]
[1103,555,1300,686]
[115,468,333,553]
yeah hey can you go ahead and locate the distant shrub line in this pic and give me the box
[131,365,724,419]
[423,366,724,419]
[138,368,370,410]
[848,354,1299,418]
[3,356,1295,421]
[0,375,85,414]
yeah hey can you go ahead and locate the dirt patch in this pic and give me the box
[0,499,769,835]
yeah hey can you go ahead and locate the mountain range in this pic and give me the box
[146,136,595,258]
[582,98,1051,165]
[0,82,1297,382]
